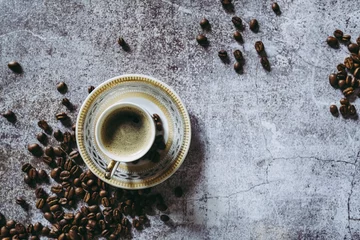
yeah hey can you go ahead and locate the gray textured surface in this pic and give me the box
[1,0,360,239]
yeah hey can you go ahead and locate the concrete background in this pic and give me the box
[1,0,360,239]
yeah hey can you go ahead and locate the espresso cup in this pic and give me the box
[95,102,156,178]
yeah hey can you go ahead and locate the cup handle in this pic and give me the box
[105,160,120,179]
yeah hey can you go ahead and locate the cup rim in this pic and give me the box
[95,102,156,163]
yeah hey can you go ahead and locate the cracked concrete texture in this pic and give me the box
[1,0,360,239]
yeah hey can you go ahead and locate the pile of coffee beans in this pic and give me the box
[1,80,184,239]
[327,30,360,119]
[195,2,281,73]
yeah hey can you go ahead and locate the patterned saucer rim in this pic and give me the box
[76,74,191,189]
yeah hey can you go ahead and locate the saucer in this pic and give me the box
[76,74,191,189]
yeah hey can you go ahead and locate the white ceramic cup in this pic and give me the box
[95,102,156,178]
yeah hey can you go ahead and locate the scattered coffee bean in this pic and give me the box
[38,120,51,133]
[36,132,47,145]
[36,198,45,209]
[218,50,228,62]
[232,16,243,30]
[354,68,360,78]
[57,82,68,94]
[33,222,42,233]
[327,36,339,48]
[260,57,271,71]
[196,34,208,46]
[51,185,63,194]
[342,34,351,43]
[28,168,38,181]
[118,37,126,47]
[53,130,63,142]
[337,63,346,73]
[255,41,265,54]
[21,163,33,173]
[35,188,47,198]
[338,80,346,89]
[272,2,281,15]
[50,167,62,180]
[221,0,232,5]
[233,31,244,43]
[330,105,339,117]
[55,112,68,121]
[24,175,32,185]
[349,105,357,115]
[199,18,210,29]
[249,19,259,32]
[2,110,16,123]
[351,53,360,63]
[348,43,359,54]
[233,50,244,62]
[61,98,72,110]
[38,169,48,181]
[160,215,170,222]
[44,146,55,158]
[234,63,243,74]
[59,171,70,181]
[343,87,354,97]
[7,61,22,73]
[15,197,27,207]
[88,86,95,94]
[174,186,183,197]
[334,29,343,40]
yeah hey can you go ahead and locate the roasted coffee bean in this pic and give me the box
[28,168,38,181]
[330,105,339,116]
[56,112,68,121]
[44,146,54,158]
[21,163,33,173]
[38,120,51,133]
[30,236,39,240]
[87,213,96,220]
[65,187,75,200]
[117,37,126,47]
[233,50,244,62]
[1,227,9,237]
[348,43,359,54]
[6,220,16,229]
[174,186,183,197]
[26,224,34,234]
[255,41,265,54]
[61,98,72,110]
[44,212,54,222]
[56,157,66,168]
[59,198,68,205]
[49,204,61,212]
[328,74,338,88]
[156,203,168,211]
[327,36,339,48]
[156,121,163,131]
[69,150,80,160]
[340,98,349,105]
[88,86,95,94]
[99,190,108,198]
[60,171,70,181]
[62,224,71,233]
[221,0,232,5]
[338,80,346,89]
[351,53,360,63]
[53,130,64,142]
[96,212,103,221]
[57,82,68,94]
[86,220,97,231]
[68,229,80,240]
[15,223,25,234]
[61,181,70,189]
[272,2,281,15]
[64,159,73,171]
[342,34,351,43]
[47,196,59,206]
[15,197,26,207]
[7,61,22,73]
[351,78,359,88]
[54,147,64,157]
[345,75,352,86]
[28,143,43,157]
[64,213,74,221]
[152,113,160,122]
[37,169,48,181]
[2,110,16,123]
[36,132,47,144]
[35,188,46,198]
[199,18,210,29]
[24,175,32,185]
[63,132,71,143]
[91,192,99,202]
[218,50,228,61]
[232,16,242,29]
[196,34,208,46]
[73,178,81,187]
[51,185,63,194]
[337,71,347,80]
[249,19,259,32]
[334,29,343,40]
[354,68,360,78]
[233,62,243,73]
[87,205,98,213]
[70,165,80,176]
[349,105,357,115]
[260,57,271,71]
[160,215,170,222]
[233,31,243,43]
[50,168,62,180]
[343,87,354,97]
[83,192,91,203]
[9,228,17,236]
[133,219,141,229]
[87,179,95,187]
[41,226,50,236]
[81,182,89,191]
[81,206,90,216]
[33,222,42,233]
[102,197,110,207]
[337,63,346,73]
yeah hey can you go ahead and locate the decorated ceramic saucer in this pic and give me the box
[76,74,191,189]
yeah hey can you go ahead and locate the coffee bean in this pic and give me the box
[44,146,54,158]
[233,50,244,62]
[47,195,59,205]
[53,130,64,142]
[174,186,183,197]
[7,61,22,73]
[15,223,25,233]
[233,62,243,74]
[87,213,96,220]
[28,168,38,181]
[83,192,91,203]
[24,175,32,185]
[196,34,208,46]
[132,219,141,229]
[58,198,68,206]
[57,82,68,94]
[21,163,33,173]
[35,170,47,182]
[63,132,72,143]
[232,16,242,29]
[351,53,360,64]
[26,224,34,235]
[36,198,45,209]
[348,43,359,54]
[333,29,344,40]
[218,50,228,61]
[349,105,357,115]
[15,197,26,207]
[342,34,351,43]
[63,213,74,221]
[30,236,39,240]
[118,37,126,47]
[249,19,259,32]
[337,80,346,89]
[328,73,338,88]
[35,188,46,198]
[272,2,281,15]
[33,222,42,233]
[68,229,80,240]
[54,147,64,157]
[60,171,71,181]
[41,226,50,236]
[260,57,271,71]
[345,75,352,86]
[72,178,81,187]
[343,87,354,97]
[69,150,80,160]
[28,143,43,157]
[102,197,110,207]
[329,105,339,117]
[61,98,72,110]
[50,168,62,180]
[65,187,75,200]
[56,112,68,121]
[2,110,16,123]
[199,18,210,29]
[354,68,360,78]
[255,41,265,54]
[51,184,63,194]
[327,36,339,48]
[160,215,170,222]
[221,0,232,5]
[70,165,80,177]
[64,159,73,171]
[49,204,61,212]
[337,63,346,73]
[233,31,244,43]
[37,120,51,134]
